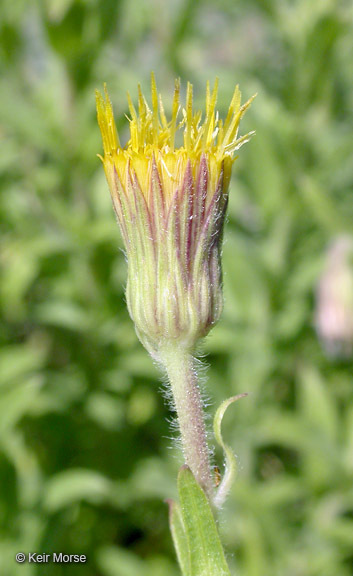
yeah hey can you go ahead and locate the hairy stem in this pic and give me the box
[160,344,214,499]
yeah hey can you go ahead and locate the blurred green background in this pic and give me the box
[1,0,353,575]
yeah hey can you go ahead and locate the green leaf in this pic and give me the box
[43,469,113,511]
[213,394,248,508]
[97,545,146,576]
[168,499,190,576]
[177,466,231,576]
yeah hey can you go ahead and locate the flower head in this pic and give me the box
[315,236,353,358]
[96,74,254,358]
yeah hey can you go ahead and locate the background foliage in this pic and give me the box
[1,0,353,574]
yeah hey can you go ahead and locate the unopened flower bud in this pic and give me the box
[96,75,254,359]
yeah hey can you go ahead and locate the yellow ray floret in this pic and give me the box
[96,74,255,200]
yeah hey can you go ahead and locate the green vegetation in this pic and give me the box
[1,1,352,575]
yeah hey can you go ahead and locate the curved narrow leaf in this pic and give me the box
[213,394,247,508]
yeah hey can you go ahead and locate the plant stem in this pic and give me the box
[160,344,214,499]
